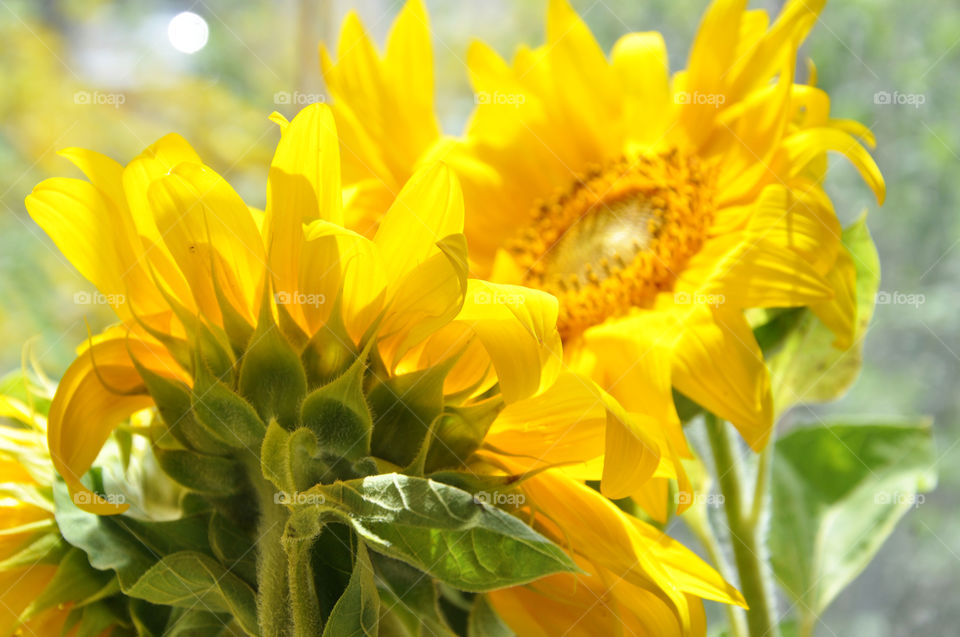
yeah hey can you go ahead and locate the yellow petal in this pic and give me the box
[611,31,671,146]
[671,306,774,449]
[48,336,186,514]
[267,102,342,225]
[782,127,886,204]
[452,281,561,403]
[373,162,464,295]
[148,162,265,323]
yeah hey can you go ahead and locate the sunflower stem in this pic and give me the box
[705,413,779,637]
[248,458,293,637]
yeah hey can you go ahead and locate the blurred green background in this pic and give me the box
[0,0,955,634]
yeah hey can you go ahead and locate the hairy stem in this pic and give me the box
[705,413,779,637]
[249,460,292,637]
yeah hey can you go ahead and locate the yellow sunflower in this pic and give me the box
[0,381,117,637]
[26,98,744,634]
[320,0,885,503]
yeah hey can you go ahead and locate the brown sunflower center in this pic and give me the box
[508,149,714,339]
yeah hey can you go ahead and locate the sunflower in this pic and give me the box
[320,0,885,503]
[26,100,744,634]
[0,377,119,637]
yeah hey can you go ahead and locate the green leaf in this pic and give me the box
[467,595,513,637]
[312,473,578,591]
[238,295,307,430]
[54,478,212,590]
[769,420,937,619]
[769,215,881,412]
[126,551,258,636]
[322,541,379,637]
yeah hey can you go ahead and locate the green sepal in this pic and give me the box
[301,352,373,462]
[467,595,513,637]
[301,293,358,388]
[192,352,266,449]
[22,547,118,620]
[374,554,456,637]
[0,529,67,570]
[424,397,504,473]
[210,257,255,358]
[125,551,258,636]
[368,357,456,467]
[208,512,257,586]
[261,419,325,496]
[321,540,379,637]
[154,447,243,495]
[238,284,307,430]
[133,362,232,456]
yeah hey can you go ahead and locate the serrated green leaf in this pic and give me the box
[311,474,578,591]
[322,541,379,637]
[770,420,936,620]
[769,216,881,413]
[126,551,258,636]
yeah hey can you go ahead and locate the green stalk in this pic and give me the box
[685,504,748,637]
[705,413,778,637]
[248,460,293,637]
[286,535,322,637]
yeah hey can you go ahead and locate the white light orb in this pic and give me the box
[167,11,209,54]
